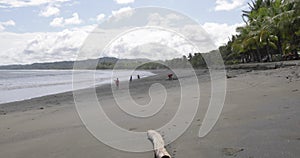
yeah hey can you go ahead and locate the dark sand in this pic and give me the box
[0,67,300,158]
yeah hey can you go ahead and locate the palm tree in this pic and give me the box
[219,0,300,64]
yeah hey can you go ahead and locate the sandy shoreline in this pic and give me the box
[0,67,300,158]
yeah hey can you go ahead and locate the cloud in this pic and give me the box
[64,13,82,25]
[113,0,135,4]
[126,43,177,60]
[88,13,106,24]
[1,20,16,26]
[201,22,244,46]
[147,13,184,27]
[96,14,106,22]
[146,13,216,52]
[100,12,217,59]
[0,32,39,64]
[50,13,83,27]
[0,0,69,8]
[0,20,16,31]
[145,12,243,51]
[50,17,64,27]
[0,10,244,65]
[0,25,95,65]
[111,7,134,21]
[39,5,60,17]
[103,28,196,60]
[102,22,239,60]
[215,0,245,11]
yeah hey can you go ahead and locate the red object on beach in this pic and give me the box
[168,74,173,80]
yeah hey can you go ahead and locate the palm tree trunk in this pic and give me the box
[250,53,255,62]
[266,40,272,62]
[277,33,283,55]
[292,34,299,60]
[256,45,262,62]
[293,49,299,59]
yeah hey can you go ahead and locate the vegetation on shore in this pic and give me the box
[219,0,300,64]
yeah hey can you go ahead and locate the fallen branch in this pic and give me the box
[147,130,171,158]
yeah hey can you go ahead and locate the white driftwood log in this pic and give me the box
[147,130,171,158]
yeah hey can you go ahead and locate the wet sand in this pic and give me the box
[0,66,300,158]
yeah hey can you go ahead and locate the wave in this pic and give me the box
[0,70,154,104]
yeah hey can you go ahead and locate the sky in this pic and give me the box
[0,0,251,65]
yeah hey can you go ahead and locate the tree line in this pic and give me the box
[219,0,300,64]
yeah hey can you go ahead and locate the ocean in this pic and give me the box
[0,70,154,104]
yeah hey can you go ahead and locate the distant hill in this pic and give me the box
[0,57,151,70]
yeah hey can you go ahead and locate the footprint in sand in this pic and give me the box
[128,128,137,131]
[0,110,6,115]
[167,145,176,158]
[283,106,290,109]
[222,147,244,156]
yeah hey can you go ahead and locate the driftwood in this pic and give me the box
[147,130,171,158]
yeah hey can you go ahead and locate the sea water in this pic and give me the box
[0,70,154,104]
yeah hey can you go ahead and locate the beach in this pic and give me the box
[0,66,300,158]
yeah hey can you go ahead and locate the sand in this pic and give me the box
[0,66,300,158]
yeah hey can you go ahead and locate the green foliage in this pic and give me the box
[220,0,300,64]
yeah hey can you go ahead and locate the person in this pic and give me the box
[137,74,140,79]
[129,75,132,82]
[115,78,119,89]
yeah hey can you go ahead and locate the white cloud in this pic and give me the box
[0,25,95,65]
[1,20,16,26]
[0,0,69,8]
[0,10,245,65]
[96,14,106,22]
[103,28,198,60]
[64,13,82,25]
[50,17,64,27]
[50,13,83,27]
[39,5,60,17]
[113,0,135,4]
[202,22,244,46]
[0,20,16,31]
[215,0,245,11]
[146,13,243,50]
[89,13,106,23]
[147,13,184,27]
[111,7,134,21]
[0,32,38,64]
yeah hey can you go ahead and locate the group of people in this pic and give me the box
[114,74,141,89]
[115,73,174,89]
[129,74,140,82]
